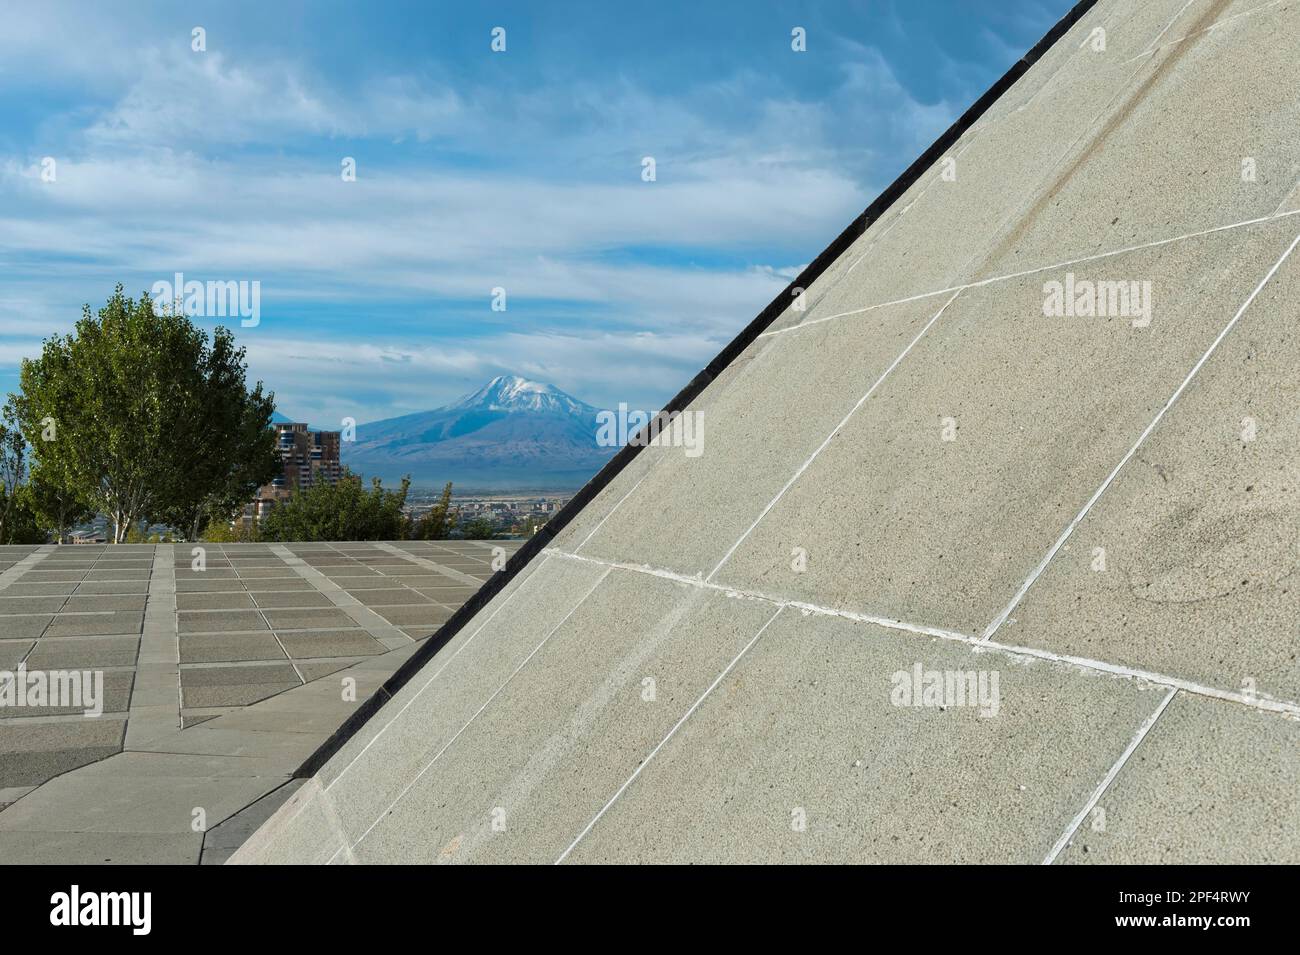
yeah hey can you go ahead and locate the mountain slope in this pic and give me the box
[342,375,617,490]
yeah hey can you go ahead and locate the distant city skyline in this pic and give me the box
[0,0,1071,424]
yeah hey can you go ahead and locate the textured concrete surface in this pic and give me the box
[1059,693,1300,863]
[354,574,777,864]
[973,0,1300,280]
[567,610,1169,864]
[319,555,609,847]
[0,720,125,790]
[718,219,1299,633]
[1005,246,1300,701]
[578,297,946,574]
[230,0,1300,864]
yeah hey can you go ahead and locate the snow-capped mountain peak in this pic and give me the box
[343,374,614,489]
[449,375,593,415]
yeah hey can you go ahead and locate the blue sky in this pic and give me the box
[0,0,1071,425]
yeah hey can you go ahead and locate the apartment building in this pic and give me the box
[243,422,343,524]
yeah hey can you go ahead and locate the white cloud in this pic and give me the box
[0,150,853,342]
[0,4,975,423]
[84,49,463,147]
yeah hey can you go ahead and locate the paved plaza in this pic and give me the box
[0,539,520,863]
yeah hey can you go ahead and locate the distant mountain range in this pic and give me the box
[333,376,618,491]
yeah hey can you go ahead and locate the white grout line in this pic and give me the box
[982,230,1300,644]
[342,567,612,859]
[268,628,306,685]
[980,638,1299,716]
[544,547,1300,718]
[551,547,973,641]
[554,604,785,864]
[1041,687,1177,865]
[706,290,962,583]
[762,208,1300,339]
[319,553,553,794]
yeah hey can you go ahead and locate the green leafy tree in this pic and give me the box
[0,407,28,543]
[24,465,93,544]
[259,471,411,542]
[201,519,260,543]
[410,481,458,540]
[153,328,278,539]
[12,286,278,543]
[0,489,46,544]
[457,515,497,540]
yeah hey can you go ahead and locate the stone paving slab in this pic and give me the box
[0,596,66,614]
[0,830,200,865]
[45,611,143,637]
[64,595,147,612]
[176,592,257,610]
[0,720,125,790]
[2,582,77,597]
[0,615,53,638]
[0,769,277,835]
[250,590,333,608]
[564,609,1171,864]
[74,580,149,595]
[26,636,139,668]
[1003,248,1300,703]
[1058,693,1300,864]
[181,664,300,708]
[179,632,284,664]
[0,641,33,668]
[0,671,134,718]
[178,609,268,633]
[261,608,358,630]
[275,630,386,659]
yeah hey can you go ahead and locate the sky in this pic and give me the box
[0,0,1073,426]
